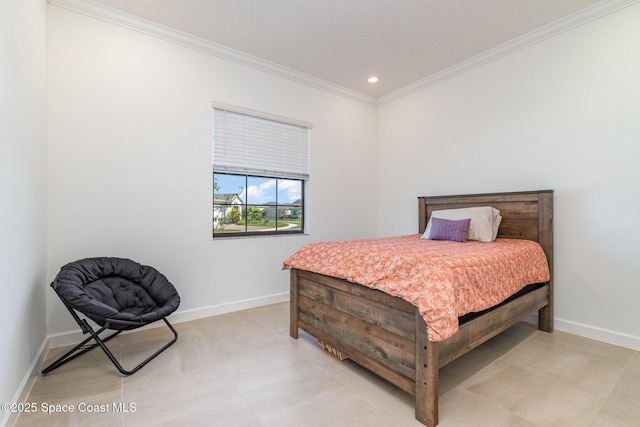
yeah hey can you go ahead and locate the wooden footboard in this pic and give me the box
[290,268,550,426]
[289,190,553,426]
[290,269,418,393]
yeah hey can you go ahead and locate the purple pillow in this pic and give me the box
[428,217,471,242]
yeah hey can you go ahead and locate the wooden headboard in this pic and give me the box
[418,190,553,275]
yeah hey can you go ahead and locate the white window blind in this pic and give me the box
[213,105,310,180]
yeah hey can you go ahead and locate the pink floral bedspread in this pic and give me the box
[283,235,550,341]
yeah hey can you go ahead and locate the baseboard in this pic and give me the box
[47,291,289,348]
[170,291,289,325]
[0,339,50,427]
[523,314,640,351]
[554,317,640,351]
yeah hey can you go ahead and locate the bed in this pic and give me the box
[285,190,553,427]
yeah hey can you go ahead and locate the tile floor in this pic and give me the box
[14,302,640,426]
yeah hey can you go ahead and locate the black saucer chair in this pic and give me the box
[42,257,181,376]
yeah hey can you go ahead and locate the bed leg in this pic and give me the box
[415,316,439,427]
[538,305,553,333]
[538,280,554,333]
[290,269,299,339]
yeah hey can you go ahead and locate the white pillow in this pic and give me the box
[422,206,501,242]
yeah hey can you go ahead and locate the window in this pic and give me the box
[212,103,310,237]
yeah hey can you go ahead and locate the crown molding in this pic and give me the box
[48,0,378,106]
[49,0,639,108]
[377,0,640,106]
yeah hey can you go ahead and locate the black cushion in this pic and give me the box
[52,257,180,330]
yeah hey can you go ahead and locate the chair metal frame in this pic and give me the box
[42,284,178,376]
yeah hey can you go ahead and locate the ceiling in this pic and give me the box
[90,0,604,100]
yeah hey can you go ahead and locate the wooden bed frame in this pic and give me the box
[289,190,553,427]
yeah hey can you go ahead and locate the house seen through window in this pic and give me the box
[213,174,303,235]
[212,104,310,237]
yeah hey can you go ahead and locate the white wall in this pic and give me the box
[377,4,640,348]
[3,2,639,414]
[46,5,378,335]
[0,0,48,419]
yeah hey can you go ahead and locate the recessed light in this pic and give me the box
[368,76,379,83]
